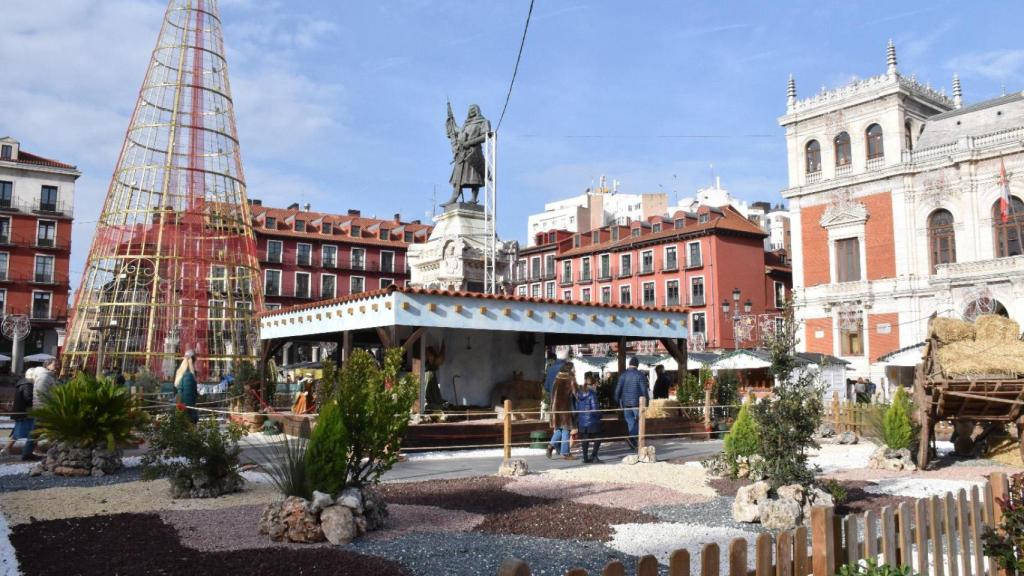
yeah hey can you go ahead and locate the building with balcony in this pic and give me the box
[780,41,1024,378]
[0,137,78,357]
[513,204,791,351]
[251,201,432,363]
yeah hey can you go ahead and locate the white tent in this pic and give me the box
[24,353,55,362]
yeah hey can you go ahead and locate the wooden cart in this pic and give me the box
[915,334,1024,467]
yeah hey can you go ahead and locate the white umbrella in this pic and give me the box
[0,354,9,363]
[24,353,55,362]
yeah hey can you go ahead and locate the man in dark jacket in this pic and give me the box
[3,375,37,460]
[614,357,649,450]
[652,365,671,399]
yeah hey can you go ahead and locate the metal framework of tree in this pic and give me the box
[61,0,262,382]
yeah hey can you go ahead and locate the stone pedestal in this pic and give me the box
[408,203,517,292]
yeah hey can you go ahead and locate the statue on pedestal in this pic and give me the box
[443,103,491,207]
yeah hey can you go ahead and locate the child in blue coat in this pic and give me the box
[575,375,602,463]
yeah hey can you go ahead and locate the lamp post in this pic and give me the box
[721,288,749,350]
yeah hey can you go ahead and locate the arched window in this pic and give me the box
[866,124,884,159]
[904,121,913,151]
[928,209,955,273]
[834,132,851,167]
[993,196,1024,257]
[805,140,821,174]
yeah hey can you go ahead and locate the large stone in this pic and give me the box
[759,497,803,530]
[776,484,805,504]
[281,496,325,543]
[320,506,356,545]
[258,501,287,541]
[638,446,657,463]
[337,487,364,514]
[817,424,836,439]
[621,455,640,465]
[361,486,389,532]
[498,458,529,477]
[732,481,769,523]
[311,490,334,513]
[835,431,858,445]
[803,487,835,522]
[868,446,917,472]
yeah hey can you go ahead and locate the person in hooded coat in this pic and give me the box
[546,361,577,460]
[174,350,199,423]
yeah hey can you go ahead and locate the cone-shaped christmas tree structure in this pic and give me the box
[62,0,263,381]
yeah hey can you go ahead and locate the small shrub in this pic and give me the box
[820,478,848,505]
[306,399,350,497]
[256,424,311,500]
[713,370,740,420]
[723,403,759,460]
[32,371,148,450]
[839,558,915,576]
[141,411,247,498]
[674,370,704,406]
[982,471,1024,574]
[883,386,914,450]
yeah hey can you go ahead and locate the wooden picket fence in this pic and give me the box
[497,472,1011,576]
[828,393,868,437]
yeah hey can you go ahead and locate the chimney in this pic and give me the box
[303,202,311,212]
[247,198,262,206]
[347,209,361,216]
[394,212,401,223]
[412,219,421,224]
[287,202,299,210]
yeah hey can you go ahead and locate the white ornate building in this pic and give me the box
[780,41,1024,379]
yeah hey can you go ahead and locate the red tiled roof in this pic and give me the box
[251,205,432,246]
[7,150,78,171]
[258,285,684,319]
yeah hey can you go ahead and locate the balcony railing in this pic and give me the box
[686,258,702,269]
[578,272,592,283]
[835,164,852,177]
[806,171,822,184]
[687,296,705,307]
[0,198,74,218]
[662,260,678,272]
[618,267,632,278]
[559,275,573,287]
[866,156,885,171]
[639,265,655,275]
[34,273,54,284]
[666,296,681,307]
[597,270,612,281]
[932,255,1024,281]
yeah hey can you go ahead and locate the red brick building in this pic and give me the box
[514,205,791,350]
[0,137,78,357]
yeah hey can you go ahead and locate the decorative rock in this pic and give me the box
[258,500,287,541]
[868,446,917,472]
[311,490,334,513]
[337,487,364,514]
[835,431,858,445]
[759,497,803,530]
[817,424,836,438]
[732,480,769,523]
[282,497,325,543]
[38,442,124,477]
[320,505,356,545]
[621,455,640,465]
[497,458,529,477]
[353,514,368,536]
[803,487,835,521]
[638,446,656,463]
[53,466,90,477]
[361,486,388,532]
[776,484,805,504]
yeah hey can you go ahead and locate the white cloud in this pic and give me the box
[947,49,1024,81]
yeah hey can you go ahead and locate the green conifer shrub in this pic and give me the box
[723,402,760,460]
[883,386,914,450]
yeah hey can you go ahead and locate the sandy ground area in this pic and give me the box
[540,461,717,497]
[504,475,712,510]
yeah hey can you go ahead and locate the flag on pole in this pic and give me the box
[999,159,1011,224]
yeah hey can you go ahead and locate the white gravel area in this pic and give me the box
[404,448,546,461]
[607,522,756,574]
[0,455,145,478]
[864,477,983,499]
[0,503,18,576]
[541,461,715,497]
[808,441,877,473]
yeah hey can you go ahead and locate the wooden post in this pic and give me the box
[811,506,835,576]
[832,392,840,432]
[991,471,1008,530]
[668,550,690,576]
[704,380,714,439]
[638,396,647,452]
[417,332,428,415]
[728,538,747,576]
[617,337,626,374]
[503,398,512,462]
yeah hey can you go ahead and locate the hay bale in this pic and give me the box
[930,317,975,344]
[974,315,1021,343]
[645,399,682,419]
[937,339,1024,376]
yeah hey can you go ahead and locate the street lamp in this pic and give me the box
[744,299,753,314]
[721,289,746,351]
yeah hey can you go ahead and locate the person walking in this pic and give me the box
[546,361,576,460]
[652,365,671,400]
[544,348,568,396]
[614,357,649,450]
[33,360,58,406]
[3,371,38,460]
[174,350,199,423]
[576,374,603,463]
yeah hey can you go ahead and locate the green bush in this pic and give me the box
[839,558,915,576]
[674,370,705,406]
[141,411,246,498]
[820,478,848,505]
[32,371,148,450]
[306,348,418,494]
[723,402,759,460]
[256,423,312,500]
[713,370,740,420]
[883,386,915,450]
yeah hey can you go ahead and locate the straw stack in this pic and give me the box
[974,314,1021,342]
[935,314,1024,377]
[930,317,975,344]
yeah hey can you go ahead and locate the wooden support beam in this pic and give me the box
[402,326,427,353]
[375,326,394,349]
[617,337,627,374]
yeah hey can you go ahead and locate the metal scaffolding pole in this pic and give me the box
[483,131,497,294]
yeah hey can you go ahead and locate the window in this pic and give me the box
[619,285,631,305]
[32,291,51,319]
[265,303,281,311]
[561,261,572,283]
[265,216,276,229]
[581,257,591,281]
[687,242,702,268]
[294,220,306,232]
[835,237,862,282]
[928,209,956,272]
[296,243,312,266]
[599,254,611,278]
[294,272,311,298]
[351,247,366,270]
[666,280,680,306]
[866,124,884,159]
[0,218,9,244]
[0,253,7,280]
[322,245,337,268]
[805,140,821,173]
[601,286,611,303]
[208,265,226,293]
[531,257,541,279]
[562,289,572,300]
[404,231,414,243]
[0,289,6,314]
[381,251,395,273]
[266,240,282,263]
[641,250,654,274]
[518,285,528,296]
[774,281,786,308]
[379,228,389,240]
[631,228,641,237]
[698,213,710,224]
[264,270,281,296]
[350,225,361,237]
[674,218,684,229]
[904,121,913,151]
[692,312,706,336]
[350,276,365,294]
[234,265,252,295]
[208,300,225,331]
[664,246,678,270]
[40,185,57,212]
[34,255,54,283]
[994,197,1024,258]
[573,234,581,247]
[642,281,655,306]
[545,281,555,299]
[36,220,56,247]
[841,314,864,356]
[620,254,632,276]
[544,255,555,278]
[834,132,851,167]
[0,145,10,160]
[653,223,662,233]
[0,181,11,208]
[380,278,394,289]
[581,288,592,302]
[321,274,336,299]
[322,222,333,235]
[611,227,619,241]
[690,277,705,306]
[531,283,541,298]
[592,230,600,244]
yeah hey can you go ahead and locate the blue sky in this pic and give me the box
[4,0,1024,290]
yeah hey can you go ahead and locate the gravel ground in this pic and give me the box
[160,504,331,552]
[505,476,712,510]
[477,499,657,541]
[541,461,716,496]
[864,477,984,499]
[0,500,17,576]
[809,442,877,472]
[0,478,278,526]
[834,481,915,516]
[824,464,1006,484]
[377,476,556,516]
[643,497,770,533]
[350,530,634,576]
[0,466,144,493]
[706,477,751,497]
[607,522,758,575]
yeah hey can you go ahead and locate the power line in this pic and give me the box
[495,0,534,133]
[510,133,778,139]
